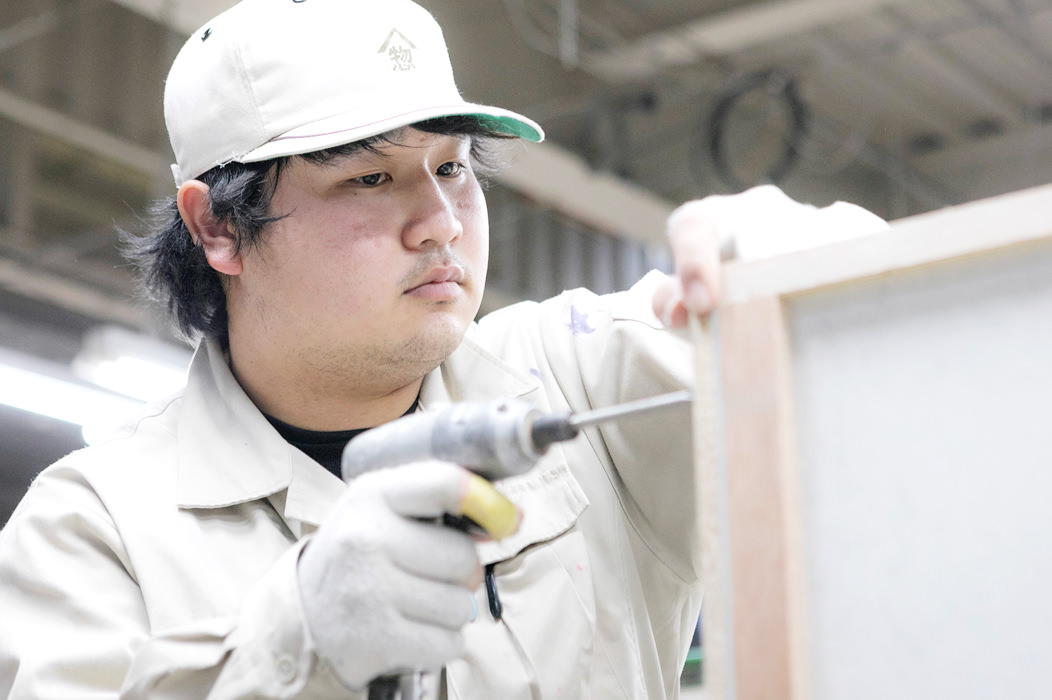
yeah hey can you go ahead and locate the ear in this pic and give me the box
[177,180,243,276]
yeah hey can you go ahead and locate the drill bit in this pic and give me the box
[530,389,692,452]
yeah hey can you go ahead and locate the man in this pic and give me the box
[0,0,885,698]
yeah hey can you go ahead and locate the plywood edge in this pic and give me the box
[691,315,730,699]
[718,297,811,700]
[722,184,1052,304]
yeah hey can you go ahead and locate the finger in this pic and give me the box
[387,517,482,587]
[667,204,723,314]
[393,572,479,629]
[651,275,690,329]
[365,462,520,541]
[377,620,466,674]
[359,461,471,520]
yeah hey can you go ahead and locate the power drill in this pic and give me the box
[340,390,691,700]
[342,389,692,482]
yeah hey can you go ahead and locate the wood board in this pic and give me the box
[700,183,1052,700]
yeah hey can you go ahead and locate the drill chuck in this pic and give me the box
[528,412,579,452]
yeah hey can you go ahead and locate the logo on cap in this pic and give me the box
[378,29,417,72]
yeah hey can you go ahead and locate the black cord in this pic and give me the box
[367,676,400,700]
[702,67,810,192]
[485,563,502,620]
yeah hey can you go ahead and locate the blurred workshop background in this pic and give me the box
[1,0,1050,602]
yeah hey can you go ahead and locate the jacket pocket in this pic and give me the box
[449,456,595,699]
[475,457,589,566]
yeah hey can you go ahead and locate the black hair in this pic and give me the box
[122,116,511,343]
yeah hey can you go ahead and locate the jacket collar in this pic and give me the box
[419,325,539,407]
[175,339,328,510]
[175,329,540,531]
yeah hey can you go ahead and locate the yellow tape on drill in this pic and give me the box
[459,474,520,540]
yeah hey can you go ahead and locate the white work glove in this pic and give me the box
[297,461,485,690]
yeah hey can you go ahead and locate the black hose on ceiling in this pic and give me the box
[703,67,811,192]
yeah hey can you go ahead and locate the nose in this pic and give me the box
[402,178,463,250]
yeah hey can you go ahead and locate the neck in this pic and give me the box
[226,339,430,432]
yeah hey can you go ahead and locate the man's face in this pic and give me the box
[227,129,489,394]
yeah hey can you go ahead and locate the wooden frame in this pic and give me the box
[697,183,1052,700]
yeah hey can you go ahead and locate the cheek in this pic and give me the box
[473,229,490,279]
[312,238,390,307]
[459,190,489,265]
[262,227,382,317]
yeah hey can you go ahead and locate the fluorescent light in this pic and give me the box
[81,354,188,402]
[0,327,191,445]
[0,362,141,425]
[73,325,192,402]
[0,349,143,441]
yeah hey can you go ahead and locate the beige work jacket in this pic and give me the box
[0,272,699,699]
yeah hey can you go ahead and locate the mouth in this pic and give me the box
[404,265,466,300]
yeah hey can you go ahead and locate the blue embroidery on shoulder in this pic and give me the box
[567,304,597,335]
[529,368,542,380]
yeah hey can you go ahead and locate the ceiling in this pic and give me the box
[1,0,1051,521]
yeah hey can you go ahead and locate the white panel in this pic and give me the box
[788,237,1052,698]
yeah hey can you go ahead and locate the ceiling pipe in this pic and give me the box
[583,0,910,82]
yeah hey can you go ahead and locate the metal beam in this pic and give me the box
[880,7,1020,128]
[0,8,64,54]
[0,254,146,329]
[106,0,236,36]
[584,0,909,82]
[909,122,1052,203]
[498,142,675,245]
[0,86,169,178]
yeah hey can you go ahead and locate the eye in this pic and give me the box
[436,161,464,177]
[350,172,388,187]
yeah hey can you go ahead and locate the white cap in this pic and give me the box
[164,0,544,185]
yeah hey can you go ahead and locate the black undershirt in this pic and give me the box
[264,398,420,478]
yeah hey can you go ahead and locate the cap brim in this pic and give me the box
[237,103,544,165]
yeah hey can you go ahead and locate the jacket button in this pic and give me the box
[276,655,298,684]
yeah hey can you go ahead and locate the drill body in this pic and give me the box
[341,398,548,484]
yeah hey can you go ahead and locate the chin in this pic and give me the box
[407,314,471,364]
